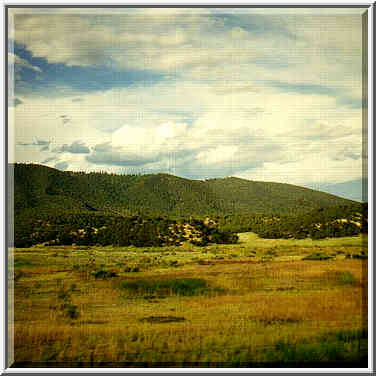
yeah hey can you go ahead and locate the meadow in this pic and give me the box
[10,232,368,367]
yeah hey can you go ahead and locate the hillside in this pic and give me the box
[11,163,358,218]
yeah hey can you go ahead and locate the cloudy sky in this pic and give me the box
[8,7,367,188]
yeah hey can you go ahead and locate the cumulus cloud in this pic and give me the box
[11,11,361,92]
[54,140,90,154]
[81,108,286,178]
[332,147,362,162]
[9,8,365,186]
[86,143,155,167]
[11,74,364,183]
[238,153,363,187]
[284,121,359,141]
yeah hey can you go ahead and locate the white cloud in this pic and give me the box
[237,152,363,187]
[11,10,361,92]
[9,9,365,186]
[11,78,362,183]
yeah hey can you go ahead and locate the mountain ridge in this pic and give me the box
[11,163,359,217]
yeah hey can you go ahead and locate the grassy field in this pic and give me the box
[10,232,368,367]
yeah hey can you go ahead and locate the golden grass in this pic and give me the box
[11,233,368,366]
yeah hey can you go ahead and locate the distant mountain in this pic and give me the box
[11,163,359,218]
[311,178,368,203]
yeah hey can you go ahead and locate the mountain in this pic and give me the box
[11,163,359,218]
[310,178,368,203]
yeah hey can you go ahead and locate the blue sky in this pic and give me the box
[8,7,366,190]
[12,41,165,96]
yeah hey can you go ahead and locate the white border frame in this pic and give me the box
[2,1,373,374]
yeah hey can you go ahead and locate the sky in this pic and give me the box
[7,7,367,189]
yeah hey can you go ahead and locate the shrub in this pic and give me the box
[190,238,209,247]
[14,270,25,282]
[352,252,367,259]
[120,278,215,296]
[139,315,186,323]
[124,266,140,273]
[63,303,80,319]
[265,250,277,257]
[302,252,333,261]
[169,260,179,267]
[57,286,71,300]
[56,284,79,320]
[92,270,118,279]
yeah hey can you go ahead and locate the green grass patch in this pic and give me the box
[338,272,356,285]
[139,315,186,323]
[337,271,357,285]
[322,271,357,286]
[238,232,363,249]
[302,252,333,261]
[324,328,367,342]
[120,277,218,296]
[260,328,367,365]
[14,260,34,267]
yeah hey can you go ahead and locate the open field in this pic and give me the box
[10,233,368,367]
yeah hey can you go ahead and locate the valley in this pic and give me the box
[9,163,368,367]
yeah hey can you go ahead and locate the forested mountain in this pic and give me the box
[10,164,365,247]
[12,163,357,217]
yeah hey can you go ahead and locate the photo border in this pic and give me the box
[2,1,374,374]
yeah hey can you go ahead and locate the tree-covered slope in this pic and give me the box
[11,163,358,217]
[205,177,355,214]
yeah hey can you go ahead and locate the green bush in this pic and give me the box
[56,284,79,320]
[303,252,333,261]
[124,266,140,273]
[139,315,186,323]
[120,278,215,296]
[352,252,367,259]
[63,303,80,319]
[92,270,118,279]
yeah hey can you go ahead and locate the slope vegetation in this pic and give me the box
[12,163,356,217]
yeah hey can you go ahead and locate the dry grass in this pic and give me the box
[11,233,368,367]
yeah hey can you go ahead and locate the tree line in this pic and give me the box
[216,204,367,239]
[13,211,238,248]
